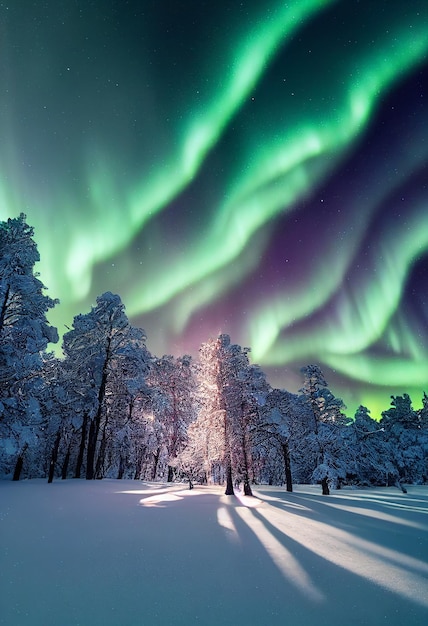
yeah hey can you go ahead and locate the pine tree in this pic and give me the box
[0,214,58,479]
[381,394,425,487]
[345,406,393,486]
[299,365,349,494]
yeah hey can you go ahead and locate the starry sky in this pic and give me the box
[1,0,427,418]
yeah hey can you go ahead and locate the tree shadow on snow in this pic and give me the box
[226,502,428,626]
[122,483,428,626]
[254,486,428,561]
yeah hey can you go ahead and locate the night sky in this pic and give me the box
[1,0,427,417]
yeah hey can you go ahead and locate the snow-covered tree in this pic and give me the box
[299,365,350,494]
[418,392,428,428]
[256,388,295,491]
[0,214,58,479]
[147,354,196,481]
[344,405,394,487]
[224,358,269,495]
[61,292,151,480]
[380,394,426,486]
[192,335,267,495]
[98,334,153,479]
[192,336,230,489]
[418,393,428,483]
[39,354,74,482]
[173,419,207,488]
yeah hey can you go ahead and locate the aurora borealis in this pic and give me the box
[1,0,427,417]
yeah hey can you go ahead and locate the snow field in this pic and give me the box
[1,481,428,626]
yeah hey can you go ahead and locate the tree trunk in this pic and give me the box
[241,432,253,496]
[0,283,11,335]
[86,352,110,479]
[321,476,330,495]
[152,448,160,480]
[133,446,145,480]
[75,413,88,479]
[117,455,125,479]
[86,419,97,480]
[13,456,24,481]
[12,445,27,481]
[281,441,293,492]
[243,480,253,496]
[61,442,71,480]
[48,431,62,483]
[167,465,174,482]
[225,463,234,495]
[395,480,407,494]
[223,395,234,495]
[95,420,108,479]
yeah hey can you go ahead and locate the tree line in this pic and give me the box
[1,214,428,494]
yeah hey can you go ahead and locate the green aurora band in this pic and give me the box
[0,0,427,417]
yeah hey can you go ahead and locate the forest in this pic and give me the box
[1,214,428,494]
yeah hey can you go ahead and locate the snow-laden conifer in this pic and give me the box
[0,214,58,478]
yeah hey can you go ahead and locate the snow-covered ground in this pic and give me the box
[1,480,427,626]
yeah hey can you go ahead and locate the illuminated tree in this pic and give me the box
[174,420,207,488]
[193,337,228,487]
[147,354,196,481]
[193,335,266,495]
